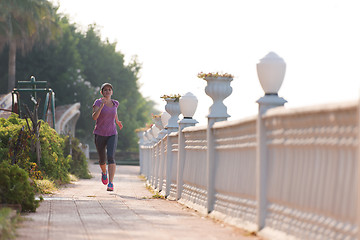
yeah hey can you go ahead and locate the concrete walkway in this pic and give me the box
[16,161,261,240]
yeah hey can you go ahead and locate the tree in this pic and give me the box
[0,0,59,92]
[15,16,98,142]
[2,17,157,152]
[76,25,156,151]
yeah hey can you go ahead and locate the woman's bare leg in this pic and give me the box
[100,163,107,174]
[108,163,116,183]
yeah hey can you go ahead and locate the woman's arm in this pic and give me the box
[115,114,123,130]
[92,102,104,120]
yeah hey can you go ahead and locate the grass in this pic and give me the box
[34,179,57,194]
[145,184,152,191]
[35,173,79,195]
[69,174,79,182]
[0,208,22,240]
[144,183,165,199]
[151,193,165,199]
[138,175,146,181]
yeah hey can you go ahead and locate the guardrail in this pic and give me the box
[137,52,359,240]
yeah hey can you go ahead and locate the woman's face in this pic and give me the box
[101,86,113,97]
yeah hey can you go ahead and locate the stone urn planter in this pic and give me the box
[164,98,181,129]
[152,115,164,130]
[202,75,233,118]
[136,131,145,144]
[144,129,152,143]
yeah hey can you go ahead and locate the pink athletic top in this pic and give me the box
[93,98,119,136]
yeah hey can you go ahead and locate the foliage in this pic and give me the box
[160,94,181,102]
[152,114,162,119]
[197,72,234,79]
[0,114,70,184]
[134,127,149,133]
[151,193,165,199]
[0,0,60,91]
[29,162,43,180]
[0,162,39,212]
[0,207,21,240]
[63,135,91,179]
[15,16,96,121]
[34,179,57,194]
[0,0,59,51]
[0,14,157,152]
[0,114,84,212]
[0,113,94,213]
[38,127,70,184]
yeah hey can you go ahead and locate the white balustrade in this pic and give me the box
[179,126,208,213]
[136,52,360,240]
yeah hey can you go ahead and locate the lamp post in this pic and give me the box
[163,97,181,196]
[177,92,199,200]
[179,92,198,120]
[256,52,287,113]
[150,124,160,143]
[161,111,171,129]
[144,129,151,143]
[256,52,287,230]
[257,52,286,95]
[153,115,165,141]
[157,111,170,140]
[158,111,171,193]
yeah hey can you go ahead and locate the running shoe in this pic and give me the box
[101,171,108,185]
[107,182,114,191]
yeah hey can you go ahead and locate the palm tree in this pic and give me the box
[0,0,59,92]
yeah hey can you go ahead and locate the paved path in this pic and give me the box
[16,161,260,240]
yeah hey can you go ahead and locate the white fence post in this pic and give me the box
[357,92,360,240]
[164,98,180,197]
[137,131,144,174]
[256,52,287,230]
[203,75,233,213]
[256,95,286,230]
[176,92,198,200]
[177,119,198,199]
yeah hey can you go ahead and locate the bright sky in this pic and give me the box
[53,0,360,124]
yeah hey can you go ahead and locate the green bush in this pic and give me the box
[0,207,20,240]
[38,123,70,183]
[0,114,92,213]
[63,136,91,179]
[0,114,70,184]
[0,162,39,212]
[0,115,23,161]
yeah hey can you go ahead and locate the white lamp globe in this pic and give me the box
[161,111,171,128]
[144,129,151,141]
[151,125,160,138]
[179,92,198,118]
[256,52,286,95]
